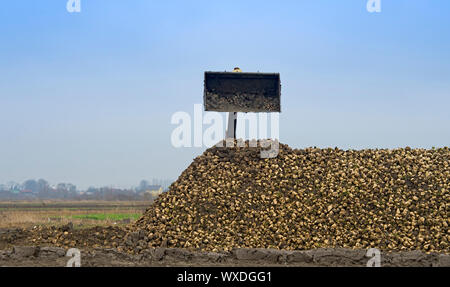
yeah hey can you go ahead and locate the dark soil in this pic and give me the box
[1,227,449,267]
[1,245,449,267]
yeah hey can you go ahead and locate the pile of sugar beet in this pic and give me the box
[123,141,449,254]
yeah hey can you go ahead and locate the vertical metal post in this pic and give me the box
[225,67,242,140]
[226,112,237,139]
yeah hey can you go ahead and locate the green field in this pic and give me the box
[0,201,151,229]
[68,213,141,221]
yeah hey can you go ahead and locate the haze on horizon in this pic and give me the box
[1,1,449,190]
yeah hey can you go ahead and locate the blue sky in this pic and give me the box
[0,0,449,189]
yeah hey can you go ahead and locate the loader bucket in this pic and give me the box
[204,71,281,112]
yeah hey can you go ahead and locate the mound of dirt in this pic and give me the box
[2,246,450,267]
[0,224,127,250]
[124,142,449,254]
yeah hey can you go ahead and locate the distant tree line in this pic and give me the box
[0,178,172,201]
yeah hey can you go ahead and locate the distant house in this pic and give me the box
[148,185,162,191]
[136,185,161,193]
[142,185,163,198]
[20,189,33,194]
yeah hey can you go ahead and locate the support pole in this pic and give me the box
[226,112,237,139]
[225,67,242,140]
